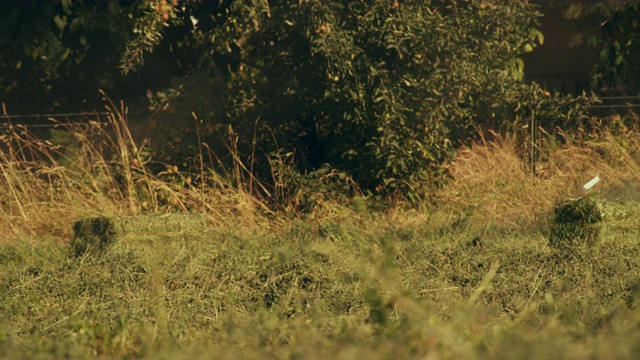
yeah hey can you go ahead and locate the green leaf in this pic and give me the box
[535,30,544,45]
[53,15,67,31]
[61,0,73,15]
[614,54,625,66]
[564,3,584,19]
[61,48,71,61]
[529,28,544,46]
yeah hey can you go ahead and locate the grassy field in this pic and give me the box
[2,108,640,359]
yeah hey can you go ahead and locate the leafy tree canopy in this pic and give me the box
[555,0,640,93]
[1,0,593,201]
[0,0,193,112]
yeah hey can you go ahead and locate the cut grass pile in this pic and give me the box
[71,213,209,257]
[2,107,640,358]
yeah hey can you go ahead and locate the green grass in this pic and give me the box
[2,204,640,359]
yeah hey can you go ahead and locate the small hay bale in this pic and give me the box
[71,217,117,257]
[71,213,208,257]
[549,197,604,249]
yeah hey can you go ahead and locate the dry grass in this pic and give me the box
[0,98,269,243]
[2,102,639,244]
[437,126,640,230]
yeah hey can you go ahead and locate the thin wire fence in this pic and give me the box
[1,111,111,120]
[590,95,640,109]
[0,95,638,132]
[0,111,147,130]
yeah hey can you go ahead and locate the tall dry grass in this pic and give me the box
[437,122,640,229]
[2,97,639,243]
[0,99,269,243]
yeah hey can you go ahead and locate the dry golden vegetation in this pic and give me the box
[438,119,640,231]
[0,102,270,243]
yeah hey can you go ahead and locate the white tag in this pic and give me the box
[582,176,600,191]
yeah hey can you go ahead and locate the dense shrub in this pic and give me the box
[149,1,569,200]
[558,0,640,93]
[1,0,596,201]
[166,1,596,198]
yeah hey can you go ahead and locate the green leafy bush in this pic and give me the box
[557,0,640,93]
[2,0,596,202]
[147,1,560,199]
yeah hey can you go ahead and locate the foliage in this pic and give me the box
[268,152,363,215]
[1,1,123,110]
[0,0,597,202]
[558,0,640,93]
[143,0,557,200]
[0,0,190,112]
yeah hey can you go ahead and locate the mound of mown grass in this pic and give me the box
[71,213,209,257]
